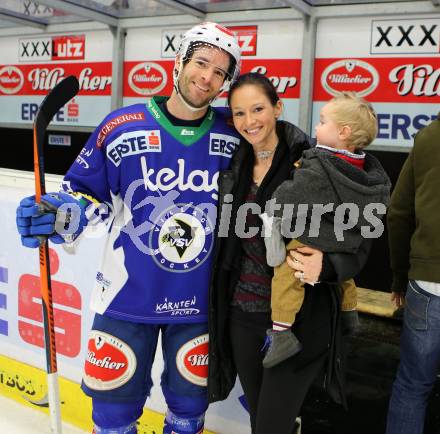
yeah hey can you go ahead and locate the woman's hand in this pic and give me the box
[286,246,323,284]
[391,291,405,308]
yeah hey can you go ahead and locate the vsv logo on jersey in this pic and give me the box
[107,130,162,166]
[209,133,240,159]
[150,204,214,273]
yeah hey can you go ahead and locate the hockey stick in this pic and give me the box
[33,75,79,434]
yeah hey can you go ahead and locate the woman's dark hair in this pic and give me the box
[228,72,280,107]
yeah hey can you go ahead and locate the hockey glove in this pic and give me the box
[16,192,89,248]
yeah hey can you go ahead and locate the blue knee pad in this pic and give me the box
[162,385,207,434]
[92,398,144,433]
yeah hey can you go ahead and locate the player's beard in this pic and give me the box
[178,77,218,109]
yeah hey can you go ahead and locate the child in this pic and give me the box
[260,92,391,368]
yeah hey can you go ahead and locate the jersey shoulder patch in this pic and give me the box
[96,104,152,148]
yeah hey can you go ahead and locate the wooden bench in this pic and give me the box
[357,287,397,319]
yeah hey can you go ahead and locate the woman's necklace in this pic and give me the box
[255,144,277,160]
[253,142,278,185]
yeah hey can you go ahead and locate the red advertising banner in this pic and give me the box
[240,59,301,98]
[124,60,174,97]
[123,59,301,99]
[52,35,86,61]
[314,57,440,103]
[228,26,258,56]
[0,62,112,96]
[0,59,300,98]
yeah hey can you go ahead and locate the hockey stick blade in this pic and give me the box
[34,75,79,195]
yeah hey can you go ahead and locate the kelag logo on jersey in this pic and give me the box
[209,133,240,159]
[149,203,214,273]
[107,130,162,166]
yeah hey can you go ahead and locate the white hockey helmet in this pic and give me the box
[173,22,241,109]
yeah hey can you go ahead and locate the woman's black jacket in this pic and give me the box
[207,121,371,404]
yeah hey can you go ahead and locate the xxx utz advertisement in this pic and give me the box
[0,30,113,126]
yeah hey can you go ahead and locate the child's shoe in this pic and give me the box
[262,329,302,368]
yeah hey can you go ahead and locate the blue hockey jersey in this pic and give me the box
[63,96,241,323]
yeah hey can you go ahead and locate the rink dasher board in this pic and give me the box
[0,170,250,434]
[0,353,176,434]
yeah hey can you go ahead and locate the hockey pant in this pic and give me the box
[81,314,209,434]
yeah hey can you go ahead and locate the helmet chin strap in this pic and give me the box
[176,86,211,112]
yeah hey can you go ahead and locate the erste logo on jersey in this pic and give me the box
[176,334,209,386]
[83,331,136,391]
[107,130,162,166]
[209,133,240,159]
[150,203,214,273]
[321,59,379,97]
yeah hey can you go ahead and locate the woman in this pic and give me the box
[207,73,371,434]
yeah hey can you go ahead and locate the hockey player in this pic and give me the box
[16,22,241,434]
